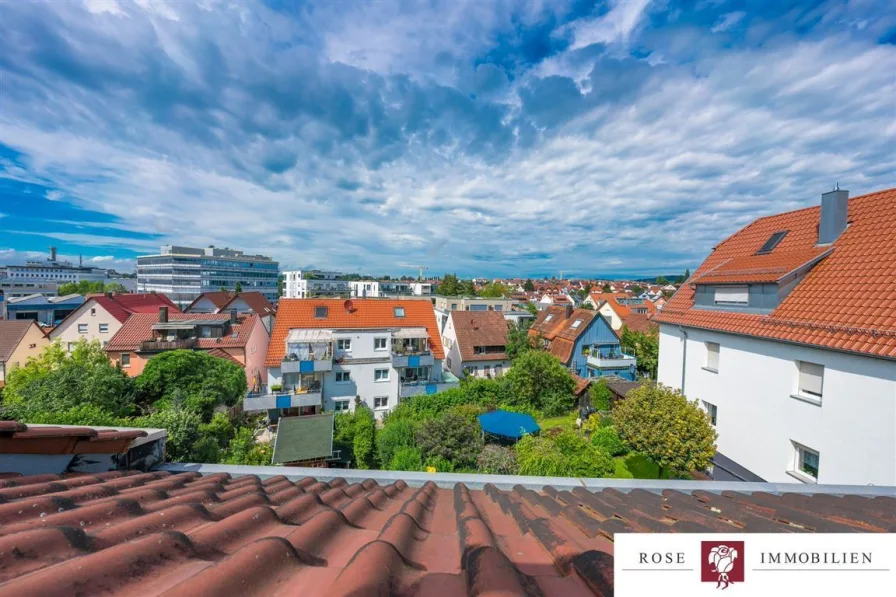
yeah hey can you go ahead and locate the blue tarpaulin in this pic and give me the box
[477,410,540,441]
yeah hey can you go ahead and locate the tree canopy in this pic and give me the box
[503,350,575,411]
[504,321,534,361]
[57,280,127,296]
[620,326,659,379]
[437,273,461,296]
[523,279,535,292]
[478,282,508,298]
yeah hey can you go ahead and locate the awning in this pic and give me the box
[286,329,334,343]
[393,328,429,339]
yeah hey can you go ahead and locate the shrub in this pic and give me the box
[515,431,613,478]
[6,404,125,427]
[192,435,222,463]
[542,392,576,417]
[376,418,418,469]
[199,411,236,450]
[589,379,612,412]
[477,445,518,475]
[133,407,203,463]
[424,456,454,472]
[223,427,272,465]
[503,351,575,411]
[389,447,423,471]
[590,425,629,456]
[352,408,377,469]
[416,412,484,470]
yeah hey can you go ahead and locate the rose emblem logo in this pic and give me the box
[701,540,744,588]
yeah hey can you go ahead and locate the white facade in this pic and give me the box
[441,316,510,380]
[657,323,896,486]
[283,271,348,299]
[50,299,124,350]
[349,280,432,298]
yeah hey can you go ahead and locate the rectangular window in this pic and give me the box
[545,314,554,322]
[90,307,96,315]
[394,307,405,317]
[314,306,328,318]
[792,443,820,482]
[571,319,583,328]
[335,371,351,383]
[702,401,717,426]
[333,399,350,412]
[374,337,388,351]
[451,303,457,310]
[120,353,131,368]
[714,286,748,305]
[756,231,788,255]
[374,368,390,382]
[374,396,389,409]
[704,342,720,372]
[494,365,503,377]
[67,342,75,352]
[337,338,352,351]
[797,361,824,400]
[494,305,502,311]
[99,323,109,334]
[78,323,88,334]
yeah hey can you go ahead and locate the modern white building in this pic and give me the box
[2,247,107,286]
[137,245,279,309]
[349,280,432,298]
[655,187,896,487]
[283,270,348,299]
[247,299,458,420]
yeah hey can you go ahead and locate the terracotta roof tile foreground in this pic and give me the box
[1,470,893,596]
[0,421,148,455]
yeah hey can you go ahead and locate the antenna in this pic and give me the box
[404,265,429,281]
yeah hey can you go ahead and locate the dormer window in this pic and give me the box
[314,306,328,318]
[756,231,788,255]
[714,286,748,306]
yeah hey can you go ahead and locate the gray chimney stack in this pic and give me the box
[159,306,168,323]
[565,304,573,319]
[230,308,238,324]
[818,187,849,245]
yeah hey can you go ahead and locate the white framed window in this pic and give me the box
[704,342,720,372]
[120,353,131,368]
[790,442,820,482]
[99,323,109,334]
[571,319,583,329]
[337,338,352,351]
[451,303,457,310]
[374,368,390,382]
[446,357,452,368]
[335,371,351,383]
[333,399,350,413]
[702,401,717,426]
[545,314,554,321]
[374,337,388,351]
[394,307,405,317]
[795,361,824,404]
[78,323,88,334]
[374,396,389,409]
[714,286,748,305]
[314,306,328,318]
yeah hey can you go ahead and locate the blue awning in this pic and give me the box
[477,410,540,440]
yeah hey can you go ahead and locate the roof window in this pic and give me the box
[756,231,788,255]
[394,307,405,318]
[544,314,554,321]
[571,319,583,328]
[314,306,328,318]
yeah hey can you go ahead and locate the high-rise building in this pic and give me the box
[137,245,279,309]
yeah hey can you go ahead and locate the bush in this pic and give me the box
[388,381,502,423]
[424,456,454,472]
[5,404,125,427]
[477,445,518,475]
[223,427,272,465]
[376,419,418,469]
[590,425,629,456]
[192,436,222,463]
[389,447,423,471]
[515,431,613,478]
[589,379,612,411]
[542,392,576,417]
[416,411,484,470]
[199,412,236,450]
[352,408,377,469]
[133,407,203,462]
[503,351,575,411]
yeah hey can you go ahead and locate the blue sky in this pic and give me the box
[0,0,894,277]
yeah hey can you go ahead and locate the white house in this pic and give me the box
[655,187,896,486]
[442,310,511,380]
[348,280,432,298]
[249,299,458,420]
[283,271,347,299]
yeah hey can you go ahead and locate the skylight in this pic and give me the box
[571,319,583,328]
[314,306,328,318]
[756,231,788,254]
[394,307,405,318]
[545,314,554,321]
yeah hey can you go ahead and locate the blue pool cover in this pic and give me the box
[477,410,540,440]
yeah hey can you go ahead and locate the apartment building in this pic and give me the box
[431,296,518,331]
[283,271,348,299]
[348,280,432,298]
[50,293,180,349]
[3,294,85,326]
[137,245,279,309]
[249,299,458,420]
[655,187,896,486]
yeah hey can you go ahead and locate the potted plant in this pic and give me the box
[271,384,282,392]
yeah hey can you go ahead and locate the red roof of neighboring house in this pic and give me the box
[0,470,890,596]
[186,292,275,316]
[104,313,258,352]
[655,187,896,358]
[0,320,41,362]
[205,347,245,367]
[86,293,181,324]
[185,291,235,311]
[529,306,614,364]
[267,299,445,366]
[450,311,510,362]
[693,247,831,285]
[589,293,656,318]
[621,312,655,334]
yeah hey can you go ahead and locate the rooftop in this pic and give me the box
[84,293,182,324]
[450,310,510,362]
[0,320,42,362]
[0,463,892,596]
[104,313,259,352]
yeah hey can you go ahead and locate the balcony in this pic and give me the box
[586,351,637,370]
[391,351,435,369]
[244,385,323,413]
[399,372,460,398]
[140,338,196,352]
[283,340,333,372]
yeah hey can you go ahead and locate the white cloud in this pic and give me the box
[45,190,64,201]
[711,11,746,33]
[90,255,115,262]
[83,0,126,17]
[568,0,652,50]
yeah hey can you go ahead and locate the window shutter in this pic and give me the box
[799,362,824,397]
[714,286,749,304]
[706,343,720,370]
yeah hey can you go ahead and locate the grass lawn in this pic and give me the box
[611,452,678,479]
[537,412,578,432]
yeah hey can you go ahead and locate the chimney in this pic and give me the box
[159,306,168,323]
[818,187,849,245]
[105,291,113,299]
[230,308,238,324]
[49,246,57,261]
[565,304,573,319]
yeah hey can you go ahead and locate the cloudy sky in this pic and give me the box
[0,0,893,278]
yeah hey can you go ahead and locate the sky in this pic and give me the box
[0,0,894,278]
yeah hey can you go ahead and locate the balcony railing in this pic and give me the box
[244,384,323,412]
[399,372,460,398]
[391,351,435,369]
[586,352,637,369]
[140,338,196,352]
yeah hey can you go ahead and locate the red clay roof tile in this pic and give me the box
[104,313,258,352]
[450,311,510,362]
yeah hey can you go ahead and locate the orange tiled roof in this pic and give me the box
[693,247,831,284]
[655,187,896,358]
[621,312,655,334]
[450,311,510,363]
[266,299,445,366]
[529,306,616,364]
[589,293,656,318]
[104,313,258,352]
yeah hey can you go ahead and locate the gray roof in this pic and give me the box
[272,414,334,464]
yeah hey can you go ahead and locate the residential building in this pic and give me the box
[253,299,457,420]
[583,292,656,331]
[185,291,276,332]
[655,187,896,486]
[0,320,50,388]
[104,307,269,387]
[3,294,85,326]
[529,306,637,381]
[137,245,279,309]
[348,280,432,298]
[442,311,511,380]
[431,296,517,332]
[283,270,348,299]
[50,293,180,349]
[2,247,107,286]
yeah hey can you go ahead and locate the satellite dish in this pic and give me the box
[344,299,354,312]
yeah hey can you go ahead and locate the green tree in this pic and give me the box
[655,276,669,285]
[438,274,461,296]
[601,283,612,293]
[133,407,203,462]
[523,279,535,292]
[613,384,717,478]
[352,407,377,469]
[234,281,243,292]
[580,302,594,310]
[630,285,644,295]
[376,418,418,469]
[524,302,539,317]
[478,282,508,298]
[505,321,533,361]
[515,431,613,477]
[460,279,476,296]
[589,378,612,411]
[416,411,484,470]
[135,350,247,420]
[57,280,126,295]
[503,350,575,411]
[390,446,424,471]
[222,427,272,465]
[620,326,659,379]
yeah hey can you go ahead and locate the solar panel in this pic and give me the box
[756,231,788,254]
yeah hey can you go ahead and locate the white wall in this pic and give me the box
[598,303,623,330]
[441,314,509,378]
[658,323,896,486]
[49,300,123,350]
[322,329,397,417]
